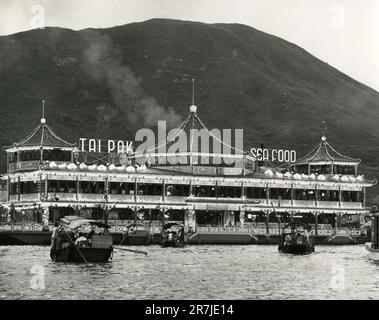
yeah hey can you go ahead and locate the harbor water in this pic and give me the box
[0,245,378,300]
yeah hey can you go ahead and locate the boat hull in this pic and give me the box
[50,247,113,263]
[365,242,379,259]
[161,240,185,248]
[278,244,314,255]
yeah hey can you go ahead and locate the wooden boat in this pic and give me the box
[50,216,113,263]
[365,212,379,259]
[278,223,315,254]
[119,222,151,245]
[161,222,186,248]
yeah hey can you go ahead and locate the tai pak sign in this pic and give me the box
[79,138,134,154]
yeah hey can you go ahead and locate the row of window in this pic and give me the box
[294,164,356,175]
[8,150,72,163]
[8,180,364,202]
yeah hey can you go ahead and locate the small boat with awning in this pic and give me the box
[365,212,379,259]
[119,222,151,245]
[161,222,186,248]
[50,216,113,263]
[278,223,315,254]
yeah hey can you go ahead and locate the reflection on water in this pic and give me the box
[0,245,378,299]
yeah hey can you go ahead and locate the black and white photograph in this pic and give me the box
[0,0,378,306]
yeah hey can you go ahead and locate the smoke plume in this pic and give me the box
[80,31,182,128]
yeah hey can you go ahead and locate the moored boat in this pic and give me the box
[119,222,151,245]
[278,223,314,254]
[161,222,186,248]
[365,211,379,259]
[50,216,113,263]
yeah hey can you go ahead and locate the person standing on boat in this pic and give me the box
[284,233,292,245]
[51,222,61,252]
[75,233,87,246]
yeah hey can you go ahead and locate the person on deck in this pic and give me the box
[75,233,87,246]
[296,232,303,245]
[284,234,292,245]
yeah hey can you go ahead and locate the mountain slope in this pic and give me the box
[0,18,378,198]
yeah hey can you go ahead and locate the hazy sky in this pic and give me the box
[1,0,379,92]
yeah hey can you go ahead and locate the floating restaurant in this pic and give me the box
[0,100,375,245]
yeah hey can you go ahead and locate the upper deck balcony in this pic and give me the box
[5,116,76,173]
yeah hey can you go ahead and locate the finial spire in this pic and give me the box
[192,78,195,106]
[321,121,327,141]
[189,78,197,115]
[41,99,46,124]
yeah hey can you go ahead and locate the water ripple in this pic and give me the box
[0,244,378,299]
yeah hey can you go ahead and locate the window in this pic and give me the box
[9,182,17,195]
[310,165,332,175]
[109,182,135,195]
[270,188,291,200]
[48,180,76,193]
[20,181,38,194]
[165,184,190,197]
[193,185,216,197]
[43,150,71,162]
[334,165,355,175]
[342,191,362,202]
[79,181,105,194]
[246,187,267,199]
[137,183,163,196]
[19,150,40,162]
[294,189,315,201]
[217,186,241,198]
[318,190,339,201]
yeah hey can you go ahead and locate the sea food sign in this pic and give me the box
[250,147,296,163]
[79,138,133,154]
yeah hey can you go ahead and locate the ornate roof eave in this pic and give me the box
[294,159,361,166]
[5,146,77,153]
[294,135,361,166]
[4,118,76,151]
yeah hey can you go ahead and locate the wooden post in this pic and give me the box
[189,179,193,197]
[290,183,294,207]
[7,176,10,202]
[40,147,43,165]
[17,176,20,201]
[162,178,166,203]
[314,184,318,208]
[314,211,318,236]
[76,175,79,201]
[134,177,138,203]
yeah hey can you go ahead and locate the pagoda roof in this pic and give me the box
[296,135,360,165]
[8,118,76,150]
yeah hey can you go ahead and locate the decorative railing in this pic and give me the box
[0,221,363,236]
[0,223,54,232]
[195,223,362,236]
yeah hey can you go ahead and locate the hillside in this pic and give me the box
[0,18,378,199]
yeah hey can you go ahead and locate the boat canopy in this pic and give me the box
[59,215,110,230]
[126,222,148,229]
[163,222,184,229]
